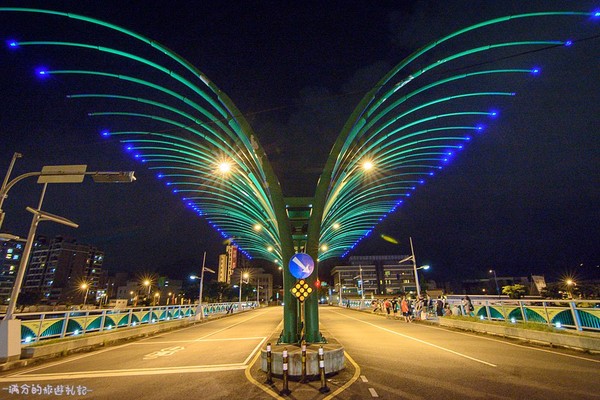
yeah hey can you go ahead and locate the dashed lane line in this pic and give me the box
[360,375,369,382]
[368,387,379,397]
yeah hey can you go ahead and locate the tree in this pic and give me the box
[17,291,41,312]
[502,284,527,299]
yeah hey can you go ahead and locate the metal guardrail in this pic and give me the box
[341,298,600,332]
[9,301,258,344]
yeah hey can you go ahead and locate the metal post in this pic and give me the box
[265,343,273,384]
[569,301,583,331]
[409,237,421,298]
[543,301,552,328]
[238,272,243,312]
[318,345,330,393]
[198,251,206,320]
[280,348,291,396]
[300,340,307,383]
[0,152,23,230]
[3,184,47,320]
[485,300,492,321]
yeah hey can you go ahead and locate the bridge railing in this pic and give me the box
[456,298,600,332]
[338,297,600,332]
[8,301,258,344]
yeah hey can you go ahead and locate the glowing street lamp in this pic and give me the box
[238,272,250,311]
[80,283,90,306]
[190,251,215,320]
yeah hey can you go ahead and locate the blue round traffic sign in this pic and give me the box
[288,253,315,279]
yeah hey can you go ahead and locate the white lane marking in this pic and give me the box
[0,364,247,382]
[194,312,267,341]
[143,346,185,360]
[332,311,497,367]
[243,337,268,365]
[368,387,379,397]
[7,310,270,378]
[360,375,369,382]
[421,323,600,364]
[130,336,266,345]
[6,342,135,377]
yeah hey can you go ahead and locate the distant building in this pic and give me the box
[331,255,418,301]
[231,268,273,304]
[22,236,105,305]
[0,240,24,304]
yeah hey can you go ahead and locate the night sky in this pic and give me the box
[0,1,598,285]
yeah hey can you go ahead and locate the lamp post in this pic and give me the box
[0,161,135,232]
[489,269,500,297]
[143,279,151,301]
[80,283,90,306]
[238,272,249,312]
[398,237,429,298]
[190,251,215,320]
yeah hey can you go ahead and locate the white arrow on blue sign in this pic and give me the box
[288,253,315,279]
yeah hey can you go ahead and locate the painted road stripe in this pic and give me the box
[131,336,266,345]
[0,364,247,382]
[369,387,379,397]
[333,311,497,367]
[421,323,600,364]
[360,375,369,382]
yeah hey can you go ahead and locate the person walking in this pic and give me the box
[391,297,399,319]
[384,298,392,318]
[401,296,411,322]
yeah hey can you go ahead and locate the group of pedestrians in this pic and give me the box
[369,294,476,320]
[371,295,429,322]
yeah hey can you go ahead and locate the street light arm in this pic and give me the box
[398,255,414,264]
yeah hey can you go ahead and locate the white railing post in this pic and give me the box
[60,311,70,339]
[569,301,583,331]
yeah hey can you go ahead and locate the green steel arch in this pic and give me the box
[2,7,597,343]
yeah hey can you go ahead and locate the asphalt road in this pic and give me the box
[0,306,599,399]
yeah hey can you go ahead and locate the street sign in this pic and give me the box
[291,279,313,302]
[288,253,314,279]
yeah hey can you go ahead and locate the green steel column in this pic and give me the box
[281,246,298,343]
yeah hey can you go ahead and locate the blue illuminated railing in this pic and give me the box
[340,297,600,332]
[12,301,258,344]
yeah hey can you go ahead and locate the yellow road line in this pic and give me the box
[323,350,361,400]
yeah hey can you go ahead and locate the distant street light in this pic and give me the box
[154,292,160,306]
[489,269,500,297]
[190,251,215,320]
[238,272,249,311]
[80,283,90,306]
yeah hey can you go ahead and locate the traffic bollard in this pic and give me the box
[300,340,307,383]
[265,342,273,384]
[280,348,291,396]
[318,345,330,393]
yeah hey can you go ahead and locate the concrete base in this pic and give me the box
[0,319,22,363]
[260,336,345,376]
